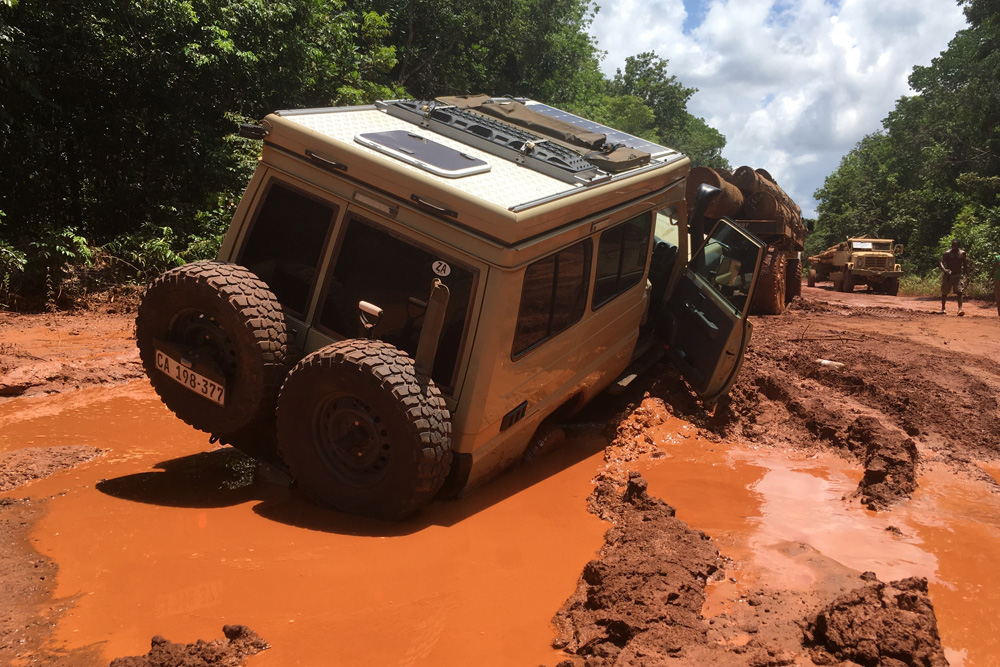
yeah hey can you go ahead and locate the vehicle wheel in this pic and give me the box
[807,268,817,288]
[841,270,854,293]
[886,277,900,296]
[750,248,786,315]
[277,339,452,520]
[136,261,291,446]
[785,257,802,302]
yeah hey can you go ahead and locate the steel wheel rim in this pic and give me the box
[169,309,237,377]
[313,395,391,487]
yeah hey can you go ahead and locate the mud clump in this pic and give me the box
[803,573,948,667]
[846,416,919,510]
[109,625,269,667]
[552,473,723,665]
[600,397,671,484]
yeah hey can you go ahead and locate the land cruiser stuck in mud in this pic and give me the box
[135,96,766,519]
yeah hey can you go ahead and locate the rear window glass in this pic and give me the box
[318,213,475,390]
[240,182,337,315]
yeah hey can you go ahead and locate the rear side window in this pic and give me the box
[512,240,592,358]
[317,213,475,390]
[240,182,337,315]
[593,213,652,309]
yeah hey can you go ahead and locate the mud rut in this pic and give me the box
[2,292,998,666]
[546,294,1000,666]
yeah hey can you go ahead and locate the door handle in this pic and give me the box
[684,300,719,339]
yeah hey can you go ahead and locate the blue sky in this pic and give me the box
[588,0,968,218]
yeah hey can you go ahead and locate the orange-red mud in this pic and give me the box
[0,383,608,666]
[2,286,999,666]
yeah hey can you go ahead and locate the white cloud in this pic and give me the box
[588,0,968,217]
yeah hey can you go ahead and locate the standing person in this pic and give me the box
[939,239,967,315]
[992,250,1000,317]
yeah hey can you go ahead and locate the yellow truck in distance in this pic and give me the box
[807,236,903,295]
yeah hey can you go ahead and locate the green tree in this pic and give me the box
[602,52,729,169]
[351,0,602,101]
[814,0,1000,283]
[0,0,399,297]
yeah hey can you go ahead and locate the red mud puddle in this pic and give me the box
[634,412,1000,666]
[0,382,608,666]
[899,463,1000,667]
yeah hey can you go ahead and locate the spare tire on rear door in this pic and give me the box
[135,261,291,446]
[276,339,452,520]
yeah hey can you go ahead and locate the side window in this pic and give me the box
[592,213,653,309]
[318,213,475,390]
[512,240,592,358]
[239,182,337,315]
[688,222,761,316]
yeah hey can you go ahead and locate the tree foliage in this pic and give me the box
[0,0,731,307]
[813,0,999,289]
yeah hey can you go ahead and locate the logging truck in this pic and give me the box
[806,236,904,295]
[684,166,807,315]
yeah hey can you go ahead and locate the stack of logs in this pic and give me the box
[683,165,806,250]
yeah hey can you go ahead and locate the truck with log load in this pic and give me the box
[806,236,904,294]
[684,165,806,315]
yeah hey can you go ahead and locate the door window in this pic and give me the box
[317,212,475,389]
[593,213,652,308]
[688,223,761,316]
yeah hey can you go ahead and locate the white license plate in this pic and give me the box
[155,349,226,406]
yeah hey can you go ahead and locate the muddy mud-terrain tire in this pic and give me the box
[841,269,854,293]
[807,268,817,288]
[277,339,452,520]
[886,277,900,296]
[751,248,786,315]
[136,261,291,442]
[785,257,802,302]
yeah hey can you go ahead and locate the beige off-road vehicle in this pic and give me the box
[807,236,903,294]
[135,96,766,519]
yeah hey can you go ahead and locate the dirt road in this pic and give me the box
[1,284,998,666]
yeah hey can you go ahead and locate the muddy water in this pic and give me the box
[634,411,1000,666]
[902,464,1000,667]
[0,382,608,666]
[4,385,1000,665]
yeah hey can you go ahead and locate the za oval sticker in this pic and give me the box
[432,260,451,277]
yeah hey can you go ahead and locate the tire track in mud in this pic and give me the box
[651,301,1000,509]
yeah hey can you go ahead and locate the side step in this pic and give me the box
[607,343,666,396]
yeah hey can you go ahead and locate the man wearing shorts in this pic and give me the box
[939,239,967,315]
[992,251,1000,317]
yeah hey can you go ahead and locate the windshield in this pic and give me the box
[851,240,892,251]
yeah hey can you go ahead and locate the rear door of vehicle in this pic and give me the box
[663,218,765,405]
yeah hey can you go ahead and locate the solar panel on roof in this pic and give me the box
[524,101,677,159]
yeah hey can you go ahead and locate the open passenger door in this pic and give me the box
[663,218,765,406]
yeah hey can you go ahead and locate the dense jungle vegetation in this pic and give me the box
[809,0,1000,295]
[0,0,997,307]
[0,0,727,308]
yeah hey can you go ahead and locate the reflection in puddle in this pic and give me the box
[900,465,1000,667]
[637,417,1000,666]
[749,460,936,586]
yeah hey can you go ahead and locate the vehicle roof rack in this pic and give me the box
[380,99,611,186]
